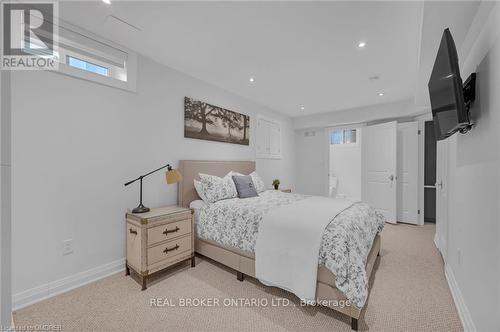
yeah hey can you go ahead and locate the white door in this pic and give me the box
[397,122,419,224]
[256,117,282,159]
[362,121,397,223]
[256,119,268,156]
[436,139,449,260]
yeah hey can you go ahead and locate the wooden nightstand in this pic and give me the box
[280,189,291,193]
[125,206,194,290]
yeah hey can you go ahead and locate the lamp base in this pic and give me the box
[132,204,150,214]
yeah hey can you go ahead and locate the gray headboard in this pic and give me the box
[177,160,256,207]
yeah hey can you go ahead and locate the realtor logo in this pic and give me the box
[1,1,58,70]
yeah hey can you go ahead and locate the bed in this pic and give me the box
[177,160,383,330]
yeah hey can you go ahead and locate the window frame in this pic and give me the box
[330,128,359,146]
[50,18,137,92]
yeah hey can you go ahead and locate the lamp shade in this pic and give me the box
[165,168,183,184]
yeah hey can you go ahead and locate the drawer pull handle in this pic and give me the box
[129,228,137,235]
[163,226,180,236]
[163,244,179,254]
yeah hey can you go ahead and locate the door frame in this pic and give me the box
[416,113,433,226]
[397,121,420,224]
[436,138,449,259]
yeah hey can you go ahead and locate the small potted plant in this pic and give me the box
[272,179,280,190]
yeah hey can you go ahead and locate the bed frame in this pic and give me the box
[177,160,381,331]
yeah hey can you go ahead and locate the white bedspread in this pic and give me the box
[255,196,355,303]
[194,190,385,307]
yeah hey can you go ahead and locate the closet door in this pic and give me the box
[256,116,281,159]
[269,123,281,156]
[256,119,269,156]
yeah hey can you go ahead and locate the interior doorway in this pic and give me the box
[424,121,437,223]
[328,127,362,201]
[328,120,427,226]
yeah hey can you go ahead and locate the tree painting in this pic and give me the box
[184,97,250,145]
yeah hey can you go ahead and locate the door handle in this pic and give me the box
[435,181,443,189]
[388,174,396,188]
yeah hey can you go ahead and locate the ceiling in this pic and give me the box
[58,1,479,117]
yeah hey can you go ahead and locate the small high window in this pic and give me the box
[67,56,109,77]
[14,10,136,91]
[330,128,357,145]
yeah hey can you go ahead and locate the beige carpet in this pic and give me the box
[14,223,462,332]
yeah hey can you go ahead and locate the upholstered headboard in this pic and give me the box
[177,160,256,207]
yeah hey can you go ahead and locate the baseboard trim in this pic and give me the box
[12,258,125,311]
[444,264,476,332]
[433,233,439,249]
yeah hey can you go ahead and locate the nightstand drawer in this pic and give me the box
[147,218,191,246]
[147,234,192,266]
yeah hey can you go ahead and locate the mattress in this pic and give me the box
[190,190,384,308]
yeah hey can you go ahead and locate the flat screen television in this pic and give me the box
[428,28,474,141]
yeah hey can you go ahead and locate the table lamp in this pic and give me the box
[124,163,183,213]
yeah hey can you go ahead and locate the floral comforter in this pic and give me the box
[195,190,385,308]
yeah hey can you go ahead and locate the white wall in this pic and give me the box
[293,99,426,130]
[440,3,500,331]
[0,65,13,326]
[295,129,327,196]
[329,129,362,201]
[10,55,296,306]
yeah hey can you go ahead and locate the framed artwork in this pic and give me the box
[184,97,250,145]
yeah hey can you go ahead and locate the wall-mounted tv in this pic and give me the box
[428,28,476,141]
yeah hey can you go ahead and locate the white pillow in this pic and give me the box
[193,179,209,203]
[198,172,238,203]
[227,170,244,177]
[250,171,266,193]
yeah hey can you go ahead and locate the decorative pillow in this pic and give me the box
[250,171,266,193]
[232,175,258,198]
[198,173,238,203]
[225,171,246,195]
[227,171,244,177]
[193,179,209,203]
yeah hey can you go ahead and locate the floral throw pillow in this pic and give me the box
[250,171,266,193]
[198,173,238,203]
[193,179,210,203]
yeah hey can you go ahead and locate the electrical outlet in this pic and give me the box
[457,248,461,265]
[63,239,73,256]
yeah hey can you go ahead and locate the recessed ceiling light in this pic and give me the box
[102,0,111,4]
[249,77,255,83]
[378,92,384,97]
[300,106,305,110]
[358,41,366,48]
